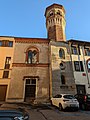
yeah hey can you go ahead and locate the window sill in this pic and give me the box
[60,85,68,89]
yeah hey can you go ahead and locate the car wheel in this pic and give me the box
[59,103,63,111]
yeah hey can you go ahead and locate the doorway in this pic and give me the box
[76,85,86,94]
[25,78,36,102]
[0,85,7,101]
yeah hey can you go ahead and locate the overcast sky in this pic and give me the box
[0,0,90,41]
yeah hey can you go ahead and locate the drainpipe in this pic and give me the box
[48,41,52,99]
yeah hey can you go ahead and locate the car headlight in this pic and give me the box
[14,116,24,120]
[14,115,29,120]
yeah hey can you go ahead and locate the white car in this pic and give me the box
[51,94,79,110]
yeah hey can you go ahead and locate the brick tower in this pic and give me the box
[45,4,66,42]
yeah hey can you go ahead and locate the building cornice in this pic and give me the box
[45,3,65,16]
[15,38,49,44]
[68,39,90,46]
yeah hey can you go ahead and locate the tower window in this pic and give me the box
[51,19,52,23]
[58,18,59,22]
[49,11,53,16]
[59,48,65,59]
[56,18,57,22]
[57,10,61,15]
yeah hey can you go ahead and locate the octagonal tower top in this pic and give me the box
[45,3,66,42]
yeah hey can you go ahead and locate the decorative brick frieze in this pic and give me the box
[15,38,49,44]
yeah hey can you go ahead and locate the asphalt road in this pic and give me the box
[24,104,90,120]
[1,103,90,120]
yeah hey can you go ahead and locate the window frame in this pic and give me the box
[25,47,39,64]
[4,57,11,69]
[57,10,61,15]
[49,11,53,16]
[3,71,9,78]
[61,74,66,84]
[71,46,78,55]
[0,41,2,46]
[84,47,90,56]
[71,45,81,55]
[9,41,13,47]
[74,61,84,72]
[26,78,36,85]
[0,40,13,47]
[59,48,65,59]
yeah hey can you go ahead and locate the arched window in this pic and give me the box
[57,10,61,15]
[49,11,53,16]
[59,48,65,59]
[61,75,65,84]
[26,47,39,64]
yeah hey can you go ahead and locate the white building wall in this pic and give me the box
[71,45,90,94]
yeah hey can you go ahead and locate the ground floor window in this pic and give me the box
[76,85,86,94]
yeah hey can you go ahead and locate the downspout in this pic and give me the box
[48,41,52,99]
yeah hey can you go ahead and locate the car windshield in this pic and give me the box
[63,95,75,99]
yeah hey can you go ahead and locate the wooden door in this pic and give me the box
[0,85,7,101]
[25,78,36,102]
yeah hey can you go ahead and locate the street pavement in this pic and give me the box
[1,102,90,120]
[18,103,90,120]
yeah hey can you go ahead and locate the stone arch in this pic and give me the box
[59,48,65,59]
[25,46,39,64]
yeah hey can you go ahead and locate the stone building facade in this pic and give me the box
[7,38,50,103]
[49,41,76,97]
[45,4,76,97]
[0,3,90,103]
